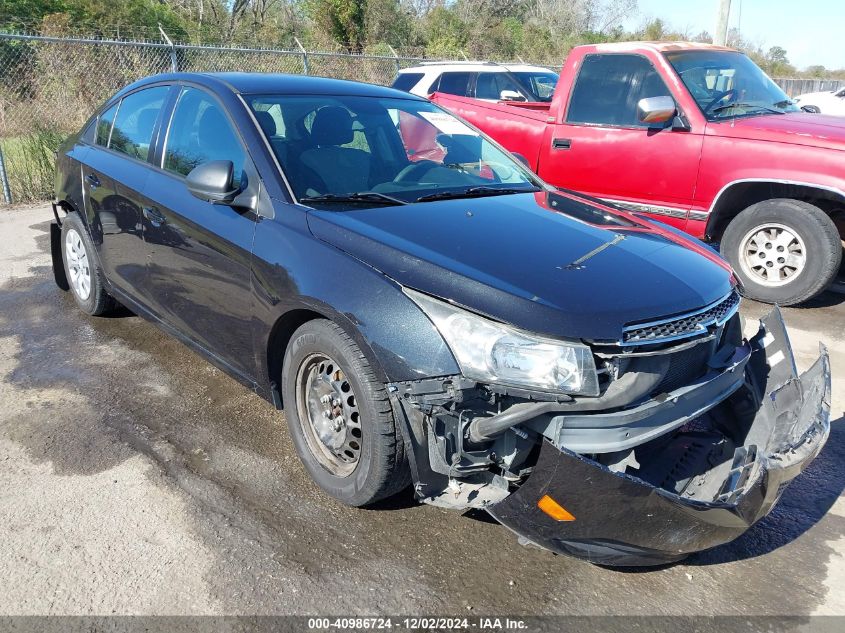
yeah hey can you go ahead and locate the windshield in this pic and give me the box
[248,95,541,209]
[664,50,799,121]
[512,71,559,102]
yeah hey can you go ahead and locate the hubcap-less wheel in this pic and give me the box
[65,228,91,300]
[295,353,362,477]
[739,223,807,287]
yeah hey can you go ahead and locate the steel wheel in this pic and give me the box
[294,353,363,477]
[738,223,807,287]
[65,227,92,301]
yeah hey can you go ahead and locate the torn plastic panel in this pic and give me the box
[486,308,830,565]
[391,307,831,564]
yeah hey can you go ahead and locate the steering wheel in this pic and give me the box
[394,160,440,183]
[704,88,738,113]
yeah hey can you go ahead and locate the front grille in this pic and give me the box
[654,343,711,394]
[622,291,740,345]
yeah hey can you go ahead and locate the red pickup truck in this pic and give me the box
[430,42,845,305]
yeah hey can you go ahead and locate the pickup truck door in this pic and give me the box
[540,53,704,230]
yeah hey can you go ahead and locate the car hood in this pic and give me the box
[305,191,733,342]
[709,111,845,151]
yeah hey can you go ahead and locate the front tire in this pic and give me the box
[281,319,410,506]
[60,213,116,316]
[721,199,841,305]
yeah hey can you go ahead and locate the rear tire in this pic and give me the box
[721,199,841,305]
[60,213,116,316]
[282,319,410,506]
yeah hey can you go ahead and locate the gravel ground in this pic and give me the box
[0,204,843,618]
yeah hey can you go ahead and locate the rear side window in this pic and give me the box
[163,87,245,185]
[96,103,118,146]
[566,54,671,127]
[391,72,424,92]
[475,73,522,100]
[109,86,169,160]
[436,72,472,96]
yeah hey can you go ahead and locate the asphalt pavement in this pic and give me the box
[0,204,843,618]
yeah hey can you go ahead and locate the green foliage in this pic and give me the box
[305,0,367,52]
[0,127,66,202]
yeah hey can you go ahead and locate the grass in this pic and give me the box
[0,128,67,204]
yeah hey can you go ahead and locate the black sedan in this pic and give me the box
[51,72,830,566]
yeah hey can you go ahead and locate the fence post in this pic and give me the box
[295,37,309,75]
[0,143,12,205]
[388,44,400,75]
[158,24,178,72]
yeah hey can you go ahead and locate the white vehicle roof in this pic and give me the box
[398,62,554,74]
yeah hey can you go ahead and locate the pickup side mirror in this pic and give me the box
[500,89,526,102]
[186,160,241,204]
[637,96,677,125]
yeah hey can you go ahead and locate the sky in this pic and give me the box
[623,0,844,70]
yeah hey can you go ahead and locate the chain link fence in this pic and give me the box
[0,32,441,203]
[1,32,842,204]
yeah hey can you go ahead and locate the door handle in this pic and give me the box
[552,138,572,150]
[143,206,165,227]
[86,173,100,189]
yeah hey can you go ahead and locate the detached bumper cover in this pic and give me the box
[487,309,831,566]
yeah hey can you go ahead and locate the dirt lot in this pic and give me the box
[0,204,843,618]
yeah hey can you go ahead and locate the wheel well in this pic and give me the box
[266,308,327,403]
[706,182,845,241]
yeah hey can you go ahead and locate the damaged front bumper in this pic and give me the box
[486,308,831,566]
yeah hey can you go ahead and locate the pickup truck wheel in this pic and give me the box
[60,213,116,316]
[721,199,841,305]
[282,319,410,506]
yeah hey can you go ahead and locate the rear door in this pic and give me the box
[141,85,258,378]
[82,85,171,295]
[540,53,704,230]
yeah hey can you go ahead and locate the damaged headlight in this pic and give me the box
[405,288,599,396]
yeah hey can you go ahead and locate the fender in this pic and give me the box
[250,205,460,396]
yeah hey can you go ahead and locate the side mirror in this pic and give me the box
[186,160,241,204]
[500,90,526,102]
[637,96,677,125]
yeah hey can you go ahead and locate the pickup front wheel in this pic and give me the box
[721,199,841,305]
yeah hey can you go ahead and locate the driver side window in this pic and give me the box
[567,54,671,127]
[163,87,245,187]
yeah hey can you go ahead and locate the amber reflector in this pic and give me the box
[537,494,576,521]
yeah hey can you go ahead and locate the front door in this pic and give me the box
[539,53,704,230]
[142,85,257,379]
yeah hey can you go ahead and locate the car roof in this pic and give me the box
[399,63,555,74]
[120,71,426,100]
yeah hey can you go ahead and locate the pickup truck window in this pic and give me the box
[664,50,798,120]
[566,54,671,127]
[247,95,540,206]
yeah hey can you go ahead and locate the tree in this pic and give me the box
[306,0,367,52]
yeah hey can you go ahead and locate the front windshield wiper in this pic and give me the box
[415,185,540,203]
[711,101,785,115]
[299,192,407,207]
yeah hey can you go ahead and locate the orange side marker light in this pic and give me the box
[537,494,576,521]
